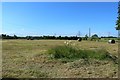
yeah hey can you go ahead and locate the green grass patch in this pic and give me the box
[48,45,117,62]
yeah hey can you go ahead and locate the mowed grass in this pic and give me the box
[2,40,118,78]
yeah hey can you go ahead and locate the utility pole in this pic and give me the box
[89,28,91,38]
[77,31,81,37]
[108,32,110,37]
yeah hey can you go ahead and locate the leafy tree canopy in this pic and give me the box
[116,1,120,30]
[91,34,99,38]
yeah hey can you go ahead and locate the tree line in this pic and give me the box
[0,34,117,40]
[0,34,81,40]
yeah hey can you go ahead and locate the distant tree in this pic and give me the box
[0,35,1,39]
[30,37,34,40]
[83,34,88,40]
[2,34,6,37]
[116,1,120,30]
[91,34,99,41]
[26,36,31,40]
[1,34,13,39]
[58,36,62,39]
[1,34,6,39]
[92,34,98,38]
[14,35,18,39]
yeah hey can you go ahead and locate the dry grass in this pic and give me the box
[2,40,118,78]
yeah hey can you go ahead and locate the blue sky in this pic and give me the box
[2,2,118,37]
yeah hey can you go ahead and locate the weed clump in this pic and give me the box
[48,45,79,59]
[48,45,117,62]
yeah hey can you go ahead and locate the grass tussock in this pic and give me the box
[48,45,117,62]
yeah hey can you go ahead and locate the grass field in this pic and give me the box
[2,40,118,78]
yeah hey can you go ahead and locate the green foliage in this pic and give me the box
[85,34,89,38]
[91,34,99,38]
[48,45,79,59]
[83,34,88,40]
[116,1,120,30]
[91,34,100,41]
[48,45,115,61]
[26,36,34,40]
[14,35,18,39]
[1,34,19,39]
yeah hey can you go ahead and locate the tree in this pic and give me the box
[83,34,88,40]
[91,34,98,38]
[116,1,120,30]
[1,34,6,39]
[91,34,99,41]
[85,34,88,38]
[14,35,18,39]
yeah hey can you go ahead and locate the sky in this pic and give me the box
[2,2,118,37]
